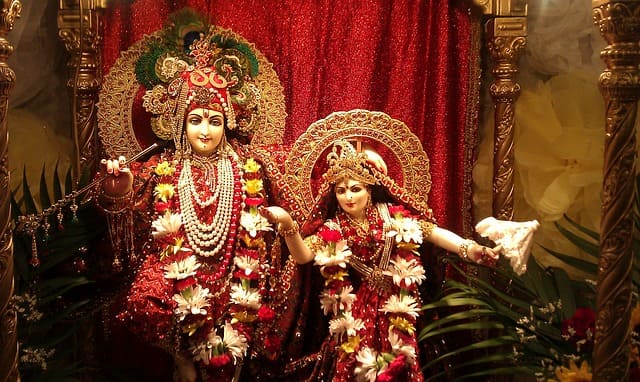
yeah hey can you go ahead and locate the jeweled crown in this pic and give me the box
[323,140,377,185]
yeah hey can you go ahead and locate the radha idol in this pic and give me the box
[96,14,305,382]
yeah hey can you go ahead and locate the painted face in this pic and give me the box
[185,108,225,157]
[334,179,370,220]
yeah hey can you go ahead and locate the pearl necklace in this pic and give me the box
[178,152,239,257]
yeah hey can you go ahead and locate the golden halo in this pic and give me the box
[284,109,431,223]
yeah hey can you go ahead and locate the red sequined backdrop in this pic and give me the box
[102,0,479,235]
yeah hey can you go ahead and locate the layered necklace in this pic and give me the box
[178,149,241,258]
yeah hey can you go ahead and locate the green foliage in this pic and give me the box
[420,175,640,381]
[11,165,108,381]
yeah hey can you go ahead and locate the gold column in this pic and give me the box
[592,1,640,379]
[0,2,22,381]
[475,0,527,220]
[57,0,107,180]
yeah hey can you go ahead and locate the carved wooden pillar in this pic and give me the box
[0,2,22,381]
[591,1,640,380]
[474,0,527,220]
[57,0,107,181]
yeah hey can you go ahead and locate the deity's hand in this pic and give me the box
[468,242,501,267]
[362,143,388,175]
[259,206,294,228]
[100,155,134,197]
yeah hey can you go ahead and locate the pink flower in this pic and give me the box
[388,205,410,218]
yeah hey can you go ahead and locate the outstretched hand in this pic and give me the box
[468,243,502,267]
[258,206,294,228]
[100,155,133,197]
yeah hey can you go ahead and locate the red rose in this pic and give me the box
[562,307,595,339]
[318,228,342,242]
[234,269,259,280]
[258,305,276,322]
[562,307,595,354]
[244,197,264,207]
[209,353,232,367]
[243,171,262,180]
[154,200,172,213]
[377,354,407,382]
[239,248,260,259]
[174,276,197,292]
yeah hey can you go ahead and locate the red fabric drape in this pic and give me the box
[102,0,478,234]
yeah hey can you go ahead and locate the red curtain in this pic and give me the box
[102,0,480,234]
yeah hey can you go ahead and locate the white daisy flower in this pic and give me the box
[152,211,182,238]
[380,294,420,318]
[172,285,211,320]
[222,322,249,361]
[329,310,364,337]
[313,240,352,269]
[230,284,261,310]
[388,329,417,364]
[387,217,423,244]
[384,256,426,287]
[337,285,357,312]
[354,347,379,382]
[163,255,200,280]
[234,255,259,277]
[239,210,272,237]
[319,291,339,316]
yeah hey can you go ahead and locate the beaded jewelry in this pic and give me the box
[458,239,475,261]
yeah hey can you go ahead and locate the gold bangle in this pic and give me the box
[420,220,436,239]
[278,221,299,237]
[458,239,474,260]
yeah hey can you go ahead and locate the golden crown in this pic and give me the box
[323,140,377,185]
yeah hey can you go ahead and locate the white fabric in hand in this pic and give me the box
[474,217,540,275]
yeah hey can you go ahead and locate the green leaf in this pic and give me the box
[420,308,498,333]
[65,167,73,195]
[551,267,577,319]
[539,245,598,274]
[561,214,599,241]
[53,161,63,201]
[21,165,38,214]
[554,221,599,257]
[419,321,505,342]
[39,164,52,209]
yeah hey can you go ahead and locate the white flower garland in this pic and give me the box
[314,205,427,381]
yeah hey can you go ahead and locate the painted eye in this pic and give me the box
[209,117,224,126]
[188,116,202,125]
